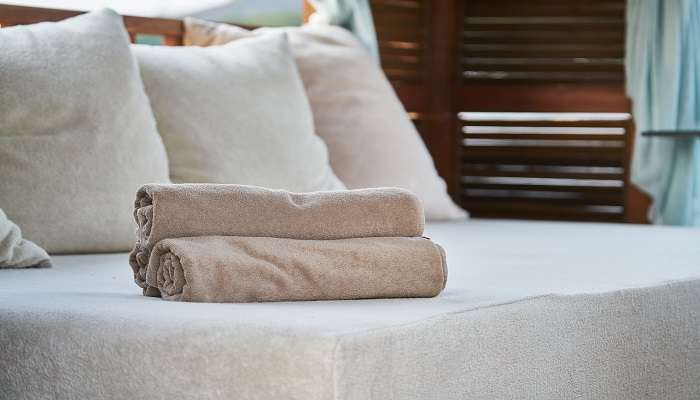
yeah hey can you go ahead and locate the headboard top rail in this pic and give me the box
[0,3,185,44]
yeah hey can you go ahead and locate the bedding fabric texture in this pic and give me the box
[130,184,424,293]
[0,209,51,269]
[132,33,343,192]
[0,9,170,253]
[1,220,699,400]
[184,19,467,221]
[147,236,446,302]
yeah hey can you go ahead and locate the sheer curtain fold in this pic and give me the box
[307,0,379,62]
[626,0,700,225]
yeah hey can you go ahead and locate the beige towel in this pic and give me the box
[0,209,51,268]
[146,236,446,302]
[129,184,425,293]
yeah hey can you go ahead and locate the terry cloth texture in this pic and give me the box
[184,18,467,221]
[0,209,51,268]
[132,33,343,192]
[0,9,170,253]
[1,220,699,400]
[129,184,425,293]
[147,236,447,302]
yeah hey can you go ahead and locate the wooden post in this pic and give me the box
[425,1,461,196]
[302,1,315,23]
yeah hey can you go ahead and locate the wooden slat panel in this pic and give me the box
[461,0,625,83]
[371,0,427,85]
[458,110,631,221]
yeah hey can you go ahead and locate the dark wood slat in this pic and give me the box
[466,0,624,5]
[461,192,624,206]
[462,181,624,194]
[459,82,630,112]
[465,4,624,18]
[463,71,624,81]
[463,31,624,44]
[371,0,422,10]
[463,47,623,59]
[459,119,629,128]
[461,133,625,141]
[462,186,624,201]
[464,43,623,52]
[374,11,423,24]
[380,41,424,51]
[460,166,625,180]
[462,60,623,73]
[381,56,423,70]
[461,201,624,222]
[461,146,624,166]
[462,22,623,33]
[377,26,426,40]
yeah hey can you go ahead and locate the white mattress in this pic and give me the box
[1,220,699,400]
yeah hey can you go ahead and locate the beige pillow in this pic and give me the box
[185,19,466,220]
[0,9,170,253]
[132,33,344,192]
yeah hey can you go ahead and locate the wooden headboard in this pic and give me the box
[0,2,650,223]
[0,4,185,44]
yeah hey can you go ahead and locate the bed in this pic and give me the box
[1,219,699,399]
[1,4,699,399]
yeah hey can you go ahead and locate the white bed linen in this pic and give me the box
[1,220,699,399]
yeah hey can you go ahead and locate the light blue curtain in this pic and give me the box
[308,0,380,63]
[626,0,700,225]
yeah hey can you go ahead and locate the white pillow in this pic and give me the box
[132,33,344,192]
[184,19,467,220]
[0,9,170,253]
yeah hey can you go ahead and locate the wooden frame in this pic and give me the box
[0,4,185,44]
[1,2,650,223]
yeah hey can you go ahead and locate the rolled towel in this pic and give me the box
[129,184,424,293]
[146,236,446,302]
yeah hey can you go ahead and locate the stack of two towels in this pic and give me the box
[129,184,447,302]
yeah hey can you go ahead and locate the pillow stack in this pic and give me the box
[184,18,468,221]
[130,184,447,302]
[1,8,465,261]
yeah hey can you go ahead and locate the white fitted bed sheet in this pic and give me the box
[1,219,699,400]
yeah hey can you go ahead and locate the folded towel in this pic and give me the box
[0,209,51,268]
[146,236,446,302]
[129,184,425,294]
